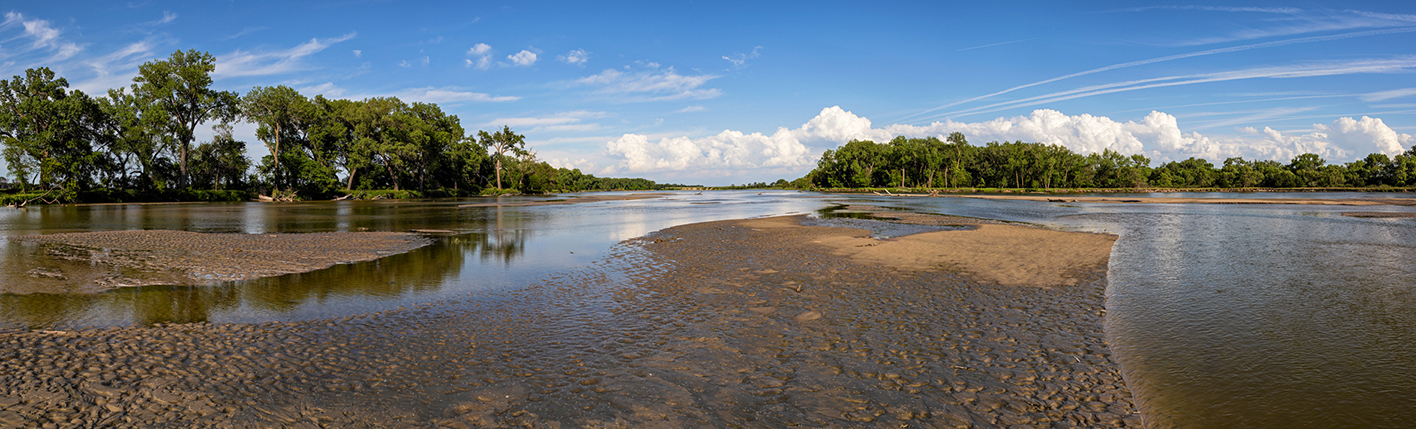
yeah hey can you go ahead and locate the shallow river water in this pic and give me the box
[2,191,1414,428]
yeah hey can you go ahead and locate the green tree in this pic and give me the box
[0,67,102,195]
[240,85,311,192]
[478,125,526,190]
[190,123,250,190]
[133,50,239,187]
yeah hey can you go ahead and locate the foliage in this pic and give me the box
[807,134,1416,190]
[0,57,670,206]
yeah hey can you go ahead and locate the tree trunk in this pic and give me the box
[495,156,503,189]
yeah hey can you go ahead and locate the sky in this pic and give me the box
[3,1,1415,185]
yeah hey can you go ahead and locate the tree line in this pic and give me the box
[805,132,1416,190]
[0,49,666,203]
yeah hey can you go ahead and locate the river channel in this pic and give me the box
[2,191,1413,427]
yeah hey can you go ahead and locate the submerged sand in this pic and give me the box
[7,230,432,293]
[0,213,1136,427]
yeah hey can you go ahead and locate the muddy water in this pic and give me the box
[875,194,1416,428]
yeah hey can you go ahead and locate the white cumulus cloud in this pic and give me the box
[466,43,493,70]
[508,50,537,66]
[600,106,1415,179]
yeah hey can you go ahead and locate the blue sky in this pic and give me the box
[4,1,1415,185]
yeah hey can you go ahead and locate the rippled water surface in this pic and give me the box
[2,191,1414,428]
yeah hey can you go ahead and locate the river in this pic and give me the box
[2,191,1413,427]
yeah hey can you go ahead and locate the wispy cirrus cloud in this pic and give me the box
[903,27,1416,123]
[936,56,1416,119]
[214,32,356,78]
[0,12,83,65]
[1361,87,1416,102]
[485,111,607,133]
[574,67,722,102]
[395,86,519,103]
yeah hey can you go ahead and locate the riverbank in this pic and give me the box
[0,213,1135,427]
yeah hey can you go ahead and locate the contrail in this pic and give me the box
[899,26,1416,123]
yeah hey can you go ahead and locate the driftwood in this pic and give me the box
[6,187,63,208]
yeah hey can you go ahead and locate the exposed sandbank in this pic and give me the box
[7,230,432,293]
[457,193,669,208]
[0,213,1136,427]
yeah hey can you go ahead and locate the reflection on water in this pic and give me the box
[0,192,825,328]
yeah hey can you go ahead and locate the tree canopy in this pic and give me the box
[0,51,668,203]
[805,135,1416,190]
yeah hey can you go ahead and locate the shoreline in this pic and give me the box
[0,212,1136,427]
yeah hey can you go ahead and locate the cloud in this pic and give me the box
[72,40,158,93]
[507,50,537,66]
[394,87,519,103]
[223,26,266,40]
[485,111,607,133]
[676,105,706,113]
[558,49,590,66]
[575,68,722,102]
[146,11,177,26]
[1361,87,1416,102]
[465,43,494,70]
[299,82,344,97]
[931,56,1416,120]
[602,107,1415,177]
[352,49,361,57]
[215,32,356,78]
[722,46,762,67]
[903,29,1416,122]
[1,12,83,63]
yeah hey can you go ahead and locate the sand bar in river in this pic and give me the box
[0,212,1136,427]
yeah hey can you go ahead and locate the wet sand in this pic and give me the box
[458,193,669,208]
[7,231,432,293]
[0,214,1136,427]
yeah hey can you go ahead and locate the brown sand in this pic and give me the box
[937,194,1416,206]
[741,216,1115,287]
[0,214,1136,427]
[8,230,432,292]
[458,193,669,208]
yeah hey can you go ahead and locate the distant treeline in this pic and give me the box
[803,133,1416,189]
[0,49,665,203]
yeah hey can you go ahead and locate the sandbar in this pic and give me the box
[7,230,432,292]
[0,213,1136,427]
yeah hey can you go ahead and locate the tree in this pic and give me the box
[240,85,311,192]
[478,125,526,190]
[0,67,102,194]
[133,50,239,188]
[190,123,250,190]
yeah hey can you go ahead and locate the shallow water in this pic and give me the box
[873,195,1416,429]
[2,191,1414,427]
[0,192,824,328]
